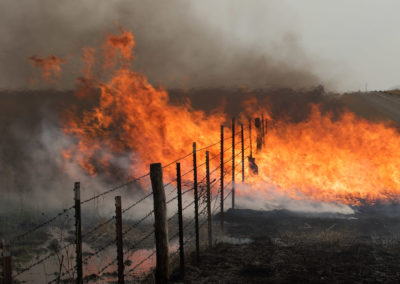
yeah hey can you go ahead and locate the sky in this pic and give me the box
[0,0,399,92]
[288,0,400,91]
[191,0,400,91]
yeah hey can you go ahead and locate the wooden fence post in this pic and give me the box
[115,196,124,284]
[2,240,12,284]
[205,151,212,248]
[232,118,235,209]
[192,142,200,262]
[176,163,184,279]
[74,182,83,284]
[150,163,169,284]
[220,125,224,231]
[255,118,262,151]
[241,123,245,183]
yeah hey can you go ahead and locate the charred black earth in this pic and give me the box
[174,207,400,283]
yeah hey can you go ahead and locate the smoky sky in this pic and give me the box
[0,0,326,90]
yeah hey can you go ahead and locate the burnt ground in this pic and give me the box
[174,208,400,283]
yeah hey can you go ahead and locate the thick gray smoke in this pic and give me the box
[0,0,323,90]
[0,0,351,216]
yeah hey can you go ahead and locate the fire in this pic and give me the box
[246,107,400,205]
[64,29,225,183]
[56,28,400,205]
[28,54,65,81]
[104,29,135,68]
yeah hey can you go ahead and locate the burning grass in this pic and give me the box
[56,28,400,206]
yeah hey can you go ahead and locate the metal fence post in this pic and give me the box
[205,151,212,248]
[74,182,83,284]
[261,112,265,146]
[176,163,184,279]
[255,118,262,151]
[115,196,124,283]
[249,119,253,158]
[150,163,169,283]
[232,118,235,209]
[192,142,200,262]
[220,125,224,231]
[241,123,245,183]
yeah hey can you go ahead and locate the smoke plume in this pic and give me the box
[0,0,323,90]
[0,0,363,215]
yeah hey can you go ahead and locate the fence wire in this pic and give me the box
[8,125,253,281]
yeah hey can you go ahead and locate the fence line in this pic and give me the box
[2,117,267,284]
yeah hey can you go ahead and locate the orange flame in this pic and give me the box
[62,29,400,205]
[28,55,66,81]
[245,106,400,205]
[104,29,135,68]
[64,29,225,183]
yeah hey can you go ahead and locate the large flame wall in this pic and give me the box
[52,30,400,205]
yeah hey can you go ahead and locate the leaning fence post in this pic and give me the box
[176,163,184,279]
[2,240,12,284]
[241,123,245,183]
[220,125,224,231]
[150,163,169,284]
[232,117,235,209]
[192,142,200,262]
[115,196,125,284]
[74,182,83,284]
[205,151,212,248]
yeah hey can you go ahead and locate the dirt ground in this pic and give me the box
[174,208,400,283]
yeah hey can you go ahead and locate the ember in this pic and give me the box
[28,54,65,81]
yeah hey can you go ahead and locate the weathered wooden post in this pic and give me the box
[205,151,212,248]
[2,240,12,284]
[241,123,245,183]
[176,163,185,279]
[192,142,200,262]
[255,118,262,151]
[150,163,169,284]
[74,182,83,284]
[232,117,235,209]
[220,125,224,231]
[115,196,124,284]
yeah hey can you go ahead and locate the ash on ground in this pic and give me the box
[174,207,400,283]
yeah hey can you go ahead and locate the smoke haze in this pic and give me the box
[0,0,387,215]
[0,0,326,90]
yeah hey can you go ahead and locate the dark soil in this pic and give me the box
[173,208,400,283]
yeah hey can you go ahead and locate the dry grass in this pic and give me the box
[385,89,400,96]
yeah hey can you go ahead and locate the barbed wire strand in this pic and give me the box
[47,263,76,284]
[125,249,157,276]
[123,210,154,236]
[12,132,251,278]
[13,242,74,279]
[10,206,74,244]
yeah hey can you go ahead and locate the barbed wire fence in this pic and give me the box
[1,117,267,284]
